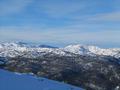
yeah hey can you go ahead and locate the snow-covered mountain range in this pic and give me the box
[64,44,120,58]
[0,42,120,90]
[0,42,120,58]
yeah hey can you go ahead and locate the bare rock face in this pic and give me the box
[1,54,120,90]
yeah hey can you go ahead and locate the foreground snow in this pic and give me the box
[0,69,83,90]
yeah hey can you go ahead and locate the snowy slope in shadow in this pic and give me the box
[0,69,83,90]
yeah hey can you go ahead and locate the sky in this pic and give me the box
[0,0,120,47]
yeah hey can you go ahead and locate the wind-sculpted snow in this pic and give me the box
[0,69,82,90]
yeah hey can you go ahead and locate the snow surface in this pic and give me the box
[64,44,120,58]
[0,42,120,58]
[0,69,83,90]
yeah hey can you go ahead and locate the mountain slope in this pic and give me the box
[0,42,120,90]
[1,55,120,90]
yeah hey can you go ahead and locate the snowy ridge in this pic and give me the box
[0,42,120,58]
[64,44,120,58]
[0,42,71,58]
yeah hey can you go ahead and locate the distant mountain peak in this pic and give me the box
[0,42,120,58]
[64,44,120,58]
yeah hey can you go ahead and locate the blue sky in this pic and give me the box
[0,0,120,47]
